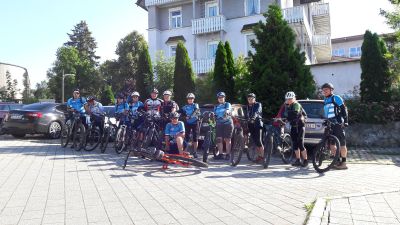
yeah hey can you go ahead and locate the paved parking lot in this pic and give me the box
[0,135,400,225]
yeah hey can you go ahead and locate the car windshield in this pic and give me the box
[22,103,52,111]
[300,102,324,119]
[9,104,23,110]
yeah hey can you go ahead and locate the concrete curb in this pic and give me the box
[306,188,400,225]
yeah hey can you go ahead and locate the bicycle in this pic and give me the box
[83,115,102,151]
[100,113,117,153]
[201,111,218,163]
[60,111,86,151]
[230,117,272,168]
[270,118,294,164]
[312,120,341,173]
[114,115,131,154]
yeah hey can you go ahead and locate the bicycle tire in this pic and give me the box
[263,132,273,169]
[230,128,244,167]
[84,127,101,151]
[167,155,208,168]
[73,123,86,151]
[60,125,70,148]
[202,131,211,163]
[246,138,258,162]
[312,135,340,173]
[100,128,110,153]
[280,133,294,164]
[115,127,126,154]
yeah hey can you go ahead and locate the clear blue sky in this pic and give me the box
[0,0,394,86]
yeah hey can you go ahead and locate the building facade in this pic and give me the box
[136,0,332,74]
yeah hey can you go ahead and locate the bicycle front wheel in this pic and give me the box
[263,132,273,169]
[167,155,208,168]
[60,125,70,148]
[84,128,101,151]
[280,133,294,164]
[312,135,340,173]
[100,128,110,153]
[230,128,244,167]
[73,123,86,151]
[114,128,126,154]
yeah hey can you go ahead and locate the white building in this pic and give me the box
[0,63,30,101]
[136,0,332,74]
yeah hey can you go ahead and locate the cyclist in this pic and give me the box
[161,90,179,129]
[282,91,308,167]
[144,88,163,116]
[66,89,88,148]
[164,112,186,155]
[181,93,200,158]
[87,96,105,134]
[244,93,264,163]
[214,92,233,160]
[129,91,145,130]
[321,83,349,170]
[115,93,130,129]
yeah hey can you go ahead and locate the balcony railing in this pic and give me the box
[193,58,215,74]
[311,3,329,17]
[192,15,226,35]
[282,6,312,42]
[145,0,179,7]
[313,34,331,46]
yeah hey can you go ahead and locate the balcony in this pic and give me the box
[145,0,179,7]
[282,6,312,45]
[311,3,331,34]
[313,34,332,62]
[192,15,226,35]
[193,58,214,74]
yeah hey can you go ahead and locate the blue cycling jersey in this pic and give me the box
[324,95,344,123]
[165,121,185,136]
[214,102,232,124]
[67,97,87,114]
[115,102,129,121]
[130,101,144,115]
[182,103,199,124]
[89,102,104,116]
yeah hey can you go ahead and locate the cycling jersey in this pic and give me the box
[165,121,185,137]
[161,100,178,115]
[182,103,199,125]
[214,102,232,124]
[324,95,345,124]
[67,97,87,114]
[245,102,263,128]
[88,101,104,116]
[145,98,163,115]
[130,101,144,115]
[283,102,305,127]
[115,102,129,121]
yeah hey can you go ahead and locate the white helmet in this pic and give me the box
[131,91,140,97]
[186,93,195,99]
[285,91,296,100]
[163,90,172,96]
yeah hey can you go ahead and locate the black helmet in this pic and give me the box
[117,93,124,99]
[151,88,159,94]
[87,96,96,101]
[170,112,180,119]
[321,83,334,90]
[247,93,256,98]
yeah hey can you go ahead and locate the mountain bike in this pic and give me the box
[270,118,294,164]
[312,120,340,173]
[83,115,102,151]
[114,116,131,154]
[61,111,86,151]
[201,111,218,163]
[100,113,117,153]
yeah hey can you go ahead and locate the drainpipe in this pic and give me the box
[193,0,197,60]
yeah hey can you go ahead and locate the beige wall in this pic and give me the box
[332,39,363,58]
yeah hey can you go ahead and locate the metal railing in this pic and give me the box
[145,0,179,7]
[193,58,215,74]
[282,6,312,43]
[311,3,329,17]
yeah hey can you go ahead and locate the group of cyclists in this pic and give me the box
[66,82,349,170]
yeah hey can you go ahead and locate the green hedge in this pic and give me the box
[347,100,400,124]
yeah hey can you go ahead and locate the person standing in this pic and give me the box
[214,92,233,160]
[244,93,264,163]
[181,93,200,158]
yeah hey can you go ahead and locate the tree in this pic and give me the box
[224,41,236,101]
[248,4,316,116]
[195,72,215,104]
[34,81,50,100]
[173,42,195,105]
[360,30,392,102]
[65,20,99,65]
[22,72,31,101]
[154,51,175,94]
[213,42,228,97]
[5,71,13,101]
[234,55,251,104]
[100,60,120,91]
[100,85,115,106]
[136,43,153,97]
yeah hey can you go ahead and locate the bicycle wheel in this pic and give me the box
[202,131,211,163]
[84,127,101,151]
[230,128,244,167]
[100,128,110,153]
[263,132,273,169]
[60,125,70,148]
[312,135,340,173]
[114,127,126,154]
[246,138,258,162]
[167,155,208,168]
[73,123,86,151]
[280,133,294,164]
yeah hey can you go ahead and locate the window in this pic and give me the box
[246,0,260,16]
[208,41,219,58]
[332,48,345,57]
[170,45,177,57]
[169,8,182,29]
[206,2,219,17]
[246,34,257,56]
[349,47,361,57]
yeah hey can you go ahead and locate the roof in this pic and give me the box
[331,34,364,44]
[165,35,186,44]
[135,0,147,11]
[241,23,258,32]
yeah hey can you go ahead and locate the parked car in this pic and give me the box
[0,103,24,135]
[2,103,68,139]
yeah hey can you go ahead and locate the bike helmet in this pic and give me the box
[163,90,172,96]
[87,96,96,101]
[186,93,195,99]
[73,88,80,93]
[247,93,256,98]
[117,93,124,99]
[321,83,334,90]
[170,112,180,119]
[217,92,226,98]
[285,91,296,100]
[151,88,159,94]
[131,91,140,97]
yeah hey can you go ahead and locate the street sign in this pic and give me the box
[300,0,321,4]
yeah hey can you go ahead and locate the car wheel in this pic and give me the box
[12,134,26,138]
[48,121,62,139]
